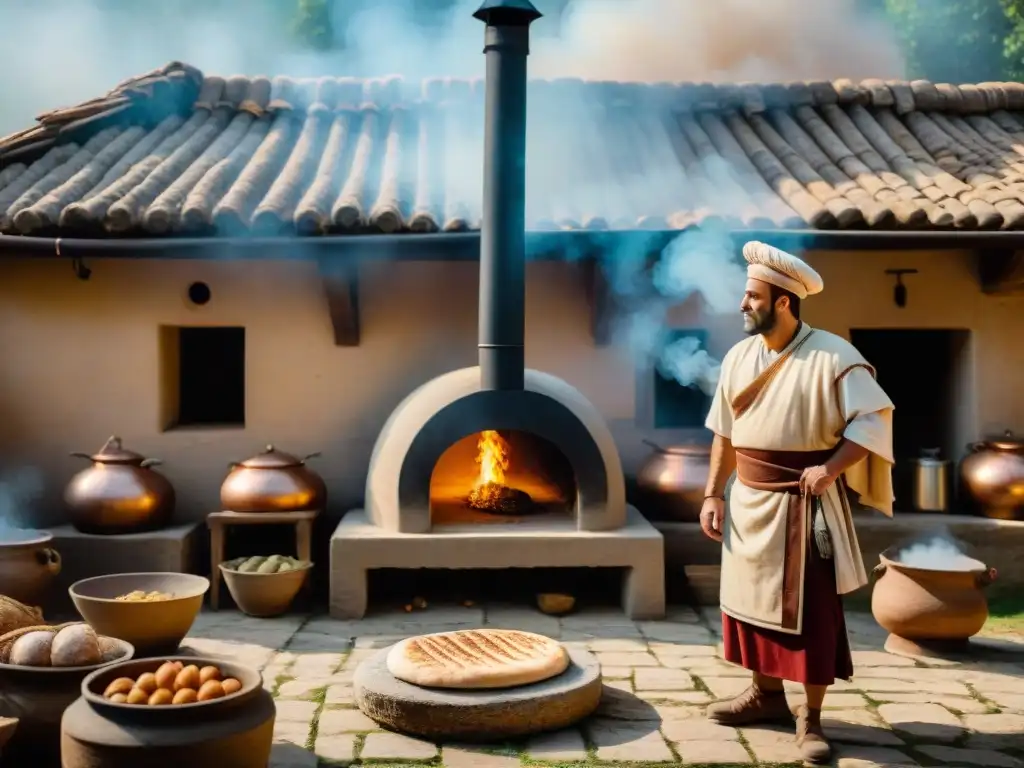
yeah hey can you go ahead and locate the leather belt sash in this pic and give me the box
[732,448,833,632]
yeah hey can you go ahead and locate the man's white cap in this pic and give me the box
[742,241,824,300]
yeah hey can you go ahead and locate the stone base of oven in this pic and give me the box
[329,505,664,620]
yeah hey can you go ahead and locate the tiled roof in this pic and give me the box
[4,61,1024,237]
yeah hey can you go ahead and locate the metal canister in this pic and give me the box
[912,448,949,513]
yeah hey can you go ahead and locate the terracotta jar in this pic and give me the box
[635,440,710,522]
[0,530,61,606]
[871,549,996,643]
[61,656,274,768]
[958,430,1024,520]
[220,445,326,513]
[65,437,176,534]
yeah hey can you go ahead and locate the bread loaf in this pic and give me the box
[386,629,569,689]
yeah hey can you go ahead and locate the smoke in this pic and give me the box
[0,0,904,136]
[0,0,905,391]
[895,530,985,572]
[0,466,44,541]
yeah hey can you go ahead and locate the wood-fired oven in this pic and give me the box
[329,0,665,620]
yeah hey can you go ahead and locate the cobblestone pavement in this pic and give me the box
[181,605,1024,768]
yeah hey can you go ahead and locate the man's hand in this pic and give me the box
[699,496,725,542]
[799,465,837,496]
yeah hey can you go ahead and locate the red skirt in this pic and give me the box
[721,541,854,686]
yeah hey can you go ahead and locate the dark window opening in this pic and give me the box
[653,329,712,429]
[849,328,970,508]
[161,326,245,429]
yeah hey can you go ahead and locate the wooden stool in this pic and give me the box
[207,510,320,611]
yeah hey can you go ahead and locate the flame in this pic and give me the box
[474,430,510,489]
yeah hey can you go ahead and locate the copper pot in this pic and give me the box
[635,440,710,523]
[0,530,61,605]
[64,437,175,535]
[871,550,996,643]
[958,430,1024,520]
[220,445,326,513]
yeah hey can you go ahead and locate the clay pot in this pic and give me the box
[958,430,1024,520]
[219,562,312,617]
[0,529,61,606]
[0,637,133,764]
[635,440,710,522]
[65,436,176,534]
[870,550,996,642]
[220,445,326,513]
[62,656,275,768]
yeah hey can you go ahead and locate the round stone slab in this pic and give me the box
[354,645,602,741]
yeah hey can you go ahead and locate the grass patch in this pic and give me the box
[983,588,1024,634]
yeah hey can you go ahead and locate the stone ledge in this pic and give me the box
[45,522,202,613]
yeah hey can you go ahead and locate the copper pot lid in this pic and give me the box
[234,445,320,469]
[980,430,1024,451]
[643,439,711,456]
[77,436,148,465]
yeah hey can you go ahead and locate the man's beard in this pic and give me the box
[743,306,776,336]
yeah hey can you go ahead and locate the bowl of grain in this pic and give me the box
[69,573,209,656]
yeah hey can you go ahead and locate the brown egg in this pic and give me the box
[109,692,128,703]
[196,680,225,701]
[172,688,198,704]
[154,662,178,690]
[126,687,149,705]
[171,661,184,672]
[198,665,222,685]
[221,677,242,695]
[148,688,174,706]
[174,665,200,692]
[134,672,158,694]
[103,677,135,698]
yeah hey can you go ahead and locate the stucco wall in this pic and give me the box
[0,248,1021,527]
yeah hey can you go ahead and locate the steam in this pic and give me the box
[609,224,747,397]
[896,533,985,572]
[0,466,44,542]
[0,0,905,136]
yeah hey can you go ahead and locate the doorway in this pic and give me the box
[849,329,971,510]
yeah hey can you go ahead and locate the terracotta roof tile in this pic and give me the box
[5,61,1024,236]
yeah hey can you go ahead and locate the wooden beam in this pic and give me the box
[976,248,1024,294]
[317,259,360,346]
[581,257,618,346]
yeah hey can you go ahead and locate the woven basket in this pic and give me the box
[0,596,44,637]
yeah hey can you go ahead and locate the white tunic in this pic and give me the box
[705,323,895,635]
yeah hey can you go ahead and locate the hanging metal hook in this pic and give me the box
[885,268,917,308]
[56,238,91,281]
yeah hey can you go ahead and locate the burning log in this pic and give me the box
[465,431,535,516]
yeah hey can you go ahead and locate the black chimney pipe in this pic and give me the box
[473,0,541,391]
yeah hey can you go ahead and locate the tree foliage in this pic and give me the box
[881,0,1024,81]
[292,0,335,51]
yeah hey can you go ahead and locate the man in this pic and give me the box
[700,241,894,764]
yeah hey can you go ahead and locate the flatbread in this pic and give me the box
[385,629,569,689]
